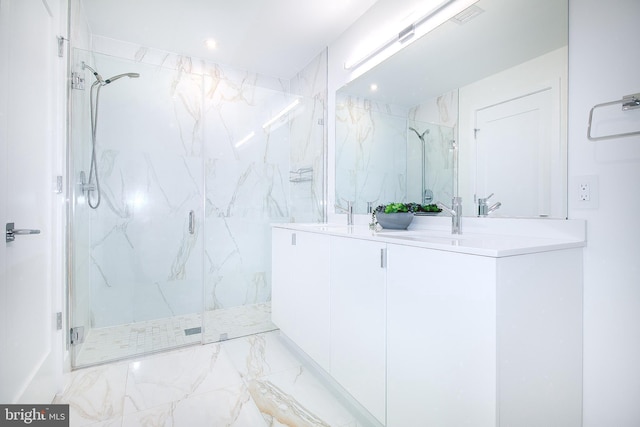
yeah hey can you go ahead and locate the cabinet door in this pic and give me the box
[271,228,331,370]
[386,244,497,427]
[330,237,386,424]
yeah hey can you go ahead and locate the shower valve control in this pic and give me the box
[71,71,85,90]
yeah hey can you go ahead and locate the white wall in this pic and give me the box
[568,0,640,425]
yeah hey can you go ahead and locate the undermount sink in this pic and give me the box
[379,230,474,245]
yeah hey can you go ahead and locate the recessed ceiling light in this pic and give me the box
[370,83,378,91]
[204,38,217,50]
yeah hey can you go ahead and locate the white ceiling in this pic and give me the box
[81,0,379,79]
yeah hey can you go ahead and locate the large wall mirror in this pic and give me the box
[335,0,568,218]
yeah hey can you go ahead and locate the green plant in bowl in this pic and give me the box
[408,202,442,214]
[371,202,442,229]
[381,202,409,213]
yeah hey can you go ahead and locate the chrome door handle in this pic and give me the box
[188,211,195,235]
[6,222,41,243]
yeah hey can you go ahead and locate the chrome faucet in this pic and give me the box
[437,197,462,234]
[335,200,354,225]
[477,193,502,217]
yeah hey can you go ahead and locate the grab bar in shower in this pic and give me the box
[587,92,640,141]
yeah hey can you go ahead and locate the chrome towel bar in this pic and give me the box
[587,92,640,141]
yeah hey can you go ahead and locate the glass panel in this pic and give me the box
[202,87,325,343]
[70,49,205,367]
[69,48,325,365]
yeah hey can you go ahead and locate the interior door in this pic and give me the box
[0,0,60,403]
[475,88,554,217]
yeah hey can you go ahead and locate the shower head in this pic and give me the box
[104,73,140,84]
[82,61,104,84]
[409,127,430,140]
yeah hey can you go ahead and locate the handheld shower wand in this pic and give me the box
[80,62,140,209]
[104,73,140,84]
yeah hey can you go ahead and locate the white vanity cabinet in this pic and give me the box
[271,222,584,427]
[330,236,387,424]
[386,244,583,427]
[271,227,331,371]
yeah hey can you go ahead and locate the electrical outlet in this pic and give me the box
[578,183,590,201]
[572,175,599,209]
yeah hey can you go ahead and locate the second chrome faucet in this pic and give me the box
[335,200,354,225]
[437,197,462,234]
[477,193,501,217]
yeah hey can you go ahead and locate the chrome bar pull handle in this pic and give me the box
[380,248,387,269]
[188,211,195,235]
[6,222,41,243]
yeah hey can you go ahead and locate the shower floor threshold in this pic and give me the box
[74,302,276,367]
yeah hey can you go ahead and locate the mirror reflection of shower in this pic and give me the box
[81,61,140,209]
[409,126,431,204]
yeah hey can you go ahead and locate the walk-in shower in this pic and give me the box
[80,61,139,209]
[68,49,325,367]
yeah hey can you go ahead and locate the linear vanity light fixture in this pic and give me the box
[262,98,301,130]
[344,0,480,72]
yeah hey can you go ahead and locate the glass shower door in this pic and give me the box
[69,49,205,367]
[201,86,325,343]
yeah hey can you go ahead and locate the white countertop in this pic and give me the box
[272,221,586,258]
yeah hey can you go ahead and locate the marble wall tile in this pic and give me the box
[336,91,457,212]
[408,91,458,205]
[406,121,456,205]
[335,95,408,211]
[91,36,288,93]
[291,48,327,100]
[73,36,325,335]
[290,50,328,223]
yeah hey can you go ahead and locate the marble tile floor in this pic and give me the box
[55,330,370,427]
[75,303,277,366]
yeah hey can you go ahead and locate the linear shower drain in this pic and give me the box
[184,327,202,336]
